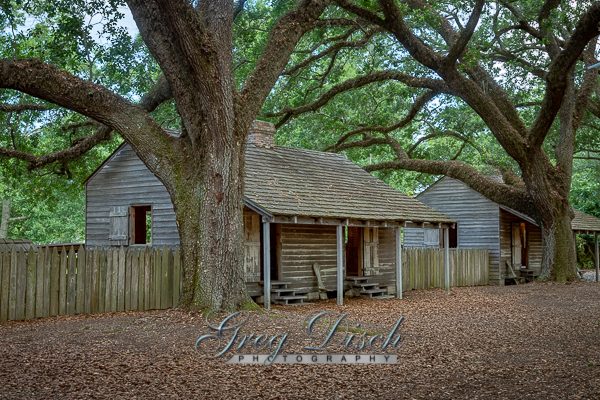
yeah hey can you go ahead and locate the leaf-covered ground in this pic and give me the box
[1,282,599,399]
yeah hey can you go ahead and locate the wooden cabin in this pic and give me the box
[404,177,600,285]
[85,121,453,305]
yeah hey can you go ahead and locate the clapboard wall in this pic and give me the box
[86,144,180,247]
[404,177,502,285]
[377,227,398,294]
[279,224,337,294]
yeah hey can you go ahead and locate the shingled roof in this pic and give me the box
[244,144,453,224]
[0,238,37,252]
[572,210,600,233]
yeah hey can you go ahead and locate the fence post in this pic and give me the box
[444,227,450,294]
[395,227,403,299]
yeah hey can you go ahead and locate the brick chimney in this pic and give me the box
[247,120,276,148]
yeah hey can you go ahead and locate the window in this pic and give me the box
[129,205,152,245]
[448,225,458,248]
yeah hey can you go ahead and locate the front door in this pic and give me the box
[346,227,362,277]
[511,222,528,268]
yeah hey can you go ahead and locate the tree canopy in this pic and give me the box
[1,1,599,310]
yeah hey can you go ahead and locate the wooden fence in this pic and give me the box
[0,246,488,323]
[402,248,489,290]
[0,246,181,323]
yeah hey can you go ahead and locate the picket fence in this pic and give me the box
[402,248,489,290]
[0,246,489,323]
[0,246,181,323]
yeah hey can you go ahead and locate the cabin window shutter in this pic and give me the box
[109,206,129,244]
[363,227,380,276]
[244,213,261,282]
[424,229,439,247]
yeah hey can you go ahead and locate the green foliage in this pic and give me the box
[0,0,598,245]
[0,0,153,243]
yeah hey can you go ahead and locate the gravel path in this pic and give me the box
[1,282,600,399]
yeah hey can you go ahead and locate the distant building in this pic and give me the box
[404,177,600,285]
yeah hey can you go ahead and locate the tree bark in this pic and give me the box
[538,204,577,281]
[0,200,9,239]
[167,130,249,312]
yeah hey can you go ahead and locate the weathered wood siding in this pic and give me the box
[376,227,397,293]
[0,246,182,323]
[499,209,542,277]
[243,209,261,296]
[86,144,179,247]
[403,177,502,285]
[279,224,337,294]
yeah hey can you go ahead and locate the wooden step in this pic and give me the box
[271,288,295,295]
[272,295,308,305]
[352,282,379,289]
[359,288,387,298]
[272,295,307,301]
[260,280,291,288]
[346,276,370,283]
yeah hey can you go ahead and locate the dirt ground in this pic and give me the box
[1,282,600,400]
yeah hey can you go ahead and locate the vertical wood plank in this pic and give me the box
[105,249,114,312]
[84,249,93,314]
[49,248,60,317]
[76,247,86,314]
[59,248,67,315]
[161,248,171,309]
[66,247,77,315]
[42,248,51,317]
[154,248,161,309]
[111,248,119,312]
[172,248,181,306]
[98,250,106,314]
[130,249,139,310]
[25,250,37,320]
[124,249,132,311]
[117,247,125,311]
[137,249,145,311]
[8,250,17,320]
[90,250,99,313]
[35,249,45,318]
[15,251,27,320]
[144,248,151,311]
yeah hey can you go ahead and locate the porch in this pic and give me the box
[242,208,461,308]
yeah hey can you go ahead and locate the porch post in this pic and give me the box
[262,220,271,310]
[594,232,600,282]
[444,227,450,294]
[336,224,344,306]
[395,227,403,299]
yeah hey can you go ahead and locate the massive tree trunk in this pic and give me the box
[168,128,249,312]
[523,149,578,282]
[539,206,577,281]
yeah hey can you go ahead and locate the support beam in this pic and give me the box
[395,227,403,299]
[336,224,344,306]
[262,221,271,310]
[444,227,450,294]
[594,232,600,282]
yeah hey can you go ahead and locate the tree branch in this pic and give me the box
[0,103,54,113]
[366,158,532,213]
[0,59,175,176]
[266,71,448,126]
[529,2,600,147]
[283,27,381,76]
[327,90,437,151]
[238,0,330,124]
[444,0,484,66]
